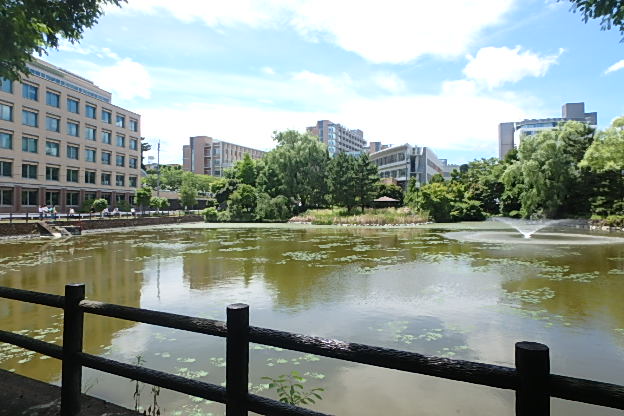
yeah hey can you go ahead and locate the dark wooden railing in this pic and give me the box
[0,284,622,415]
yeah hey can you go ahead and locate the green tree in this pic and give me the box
[502,121,595,218]
[136,187,152,212]
[211,178,239,207]
[328,152,357,213]
[140,141,150,170]
[179,184,197,210]
[1,0,125,80]
[404,177,420,208]
[376,182,404,202]
[91,198,108,212]
[563,0,624,36]
[256,159,283,197]
[454,158,507,215]
[353,153,379,212]
[580,122,624,172]
[268,130,329,210]
[149,196,169,212]
[234,153,257,186]
[228,184,257,221]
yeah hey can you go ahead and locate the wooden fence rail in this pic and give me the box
[0,284,622,416]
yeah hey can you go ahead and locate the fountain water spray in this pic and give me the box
[493,217,565,238]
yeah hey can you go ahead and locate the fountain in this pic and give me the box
[493,217,564,239]
[444,217,624,246]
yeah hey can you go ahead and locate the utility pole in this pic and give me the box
[156,140,161,197]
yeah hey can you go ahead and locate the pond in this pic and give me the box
[0,222,623,415]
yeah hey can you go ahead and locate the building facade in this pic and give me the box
[499,102,597,159]
[0,59,142,213]
[370,144,446,187]
[182,136,265,177]
[306,120,365,157]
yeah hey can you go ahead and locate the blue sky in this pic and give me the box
[43,0,624,164]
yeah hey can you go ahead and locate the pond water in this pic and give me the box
[1,222,623,415]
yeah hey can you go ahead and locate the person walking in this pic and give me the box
[38,204,44,220]
[51,205,57,220]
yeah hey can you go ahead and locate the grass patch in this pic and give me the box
[290,207,428,226]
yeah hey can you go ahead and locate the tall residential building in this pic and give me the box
[0,58,142,213]
[499,102,597,159]
[182,136,265,177]
[306,120,365,157]
[370,144,446,187]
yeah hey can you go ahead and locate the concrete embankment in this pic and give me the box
[0,369,139,416]
[0,215,204,238]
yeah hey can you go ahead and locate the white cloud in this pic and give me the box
[135,68,529,164]
[261,66,276,75]
[463,46,563,89]
[372,73,406,94]
[88,58,153,100]
[605,59,624,74]
[107,0,516,64]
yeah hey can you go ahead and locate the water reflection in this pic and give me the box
[0,224,623,415]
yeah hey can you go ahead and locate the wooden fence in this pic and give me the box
[0,284,622,415]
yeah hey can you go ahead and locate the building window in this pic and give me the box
[22,137,38,153]
[21,189,38,205]
[116,134,125,147]
[84,170,96,184]
[85,126,96,141]
[101,151,111,165]
[129,176,137,187]
[101,173,111,185]
[22,84,38,101]
[0,189,12,205]
[67,98,79,113]
[84,192,96,201]
[129,119,138,132]
[46,116,60,132]
[0,78,12,93]
[66,169,79,183]
[85,104,96,119]
[22,110,38,127]
[102,109,112,123]
[46,91,60,107]
[0,104,12,121]
[102,130,112,144]
[0,161,12,177]
[46,166,59,181]
[67,145,79,160]
[115,114,125,128]
[85,149,96,162]
[45,141,60,157]
[0,132,11,149]
[116,155,125,167]
[116,174,125,186]
[67,121,79,137]
[66,192,79,206]
[129,157,138,169]
[130,138,138,150]
[22,164,37,179]
[45,191,59,205]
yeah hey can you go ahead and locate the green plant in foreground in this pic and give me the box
[261,371,324,407]
[131,355,162,415]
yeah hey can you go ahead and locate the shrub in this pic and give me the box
[217,210,231,222]
[92,198,108,212]
[80,199,95,213]
[202,207,218,222]
[604,215,624,227]
[116,200,131,212]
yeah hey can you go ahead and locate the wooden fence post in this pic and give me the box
[226,303,249,416]
[61,284,86,416]
[515,341,550,416]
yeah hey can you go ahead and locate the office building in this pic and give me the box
[499,102,597,159]
[306,120,365,157]
[367,141,390,154]
[370,144,446,187]
[0,58,142,213]
[440,159,460,180]
[182,136,265,177]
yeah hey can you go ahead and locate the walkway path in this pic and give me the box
[0,369,139,416]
